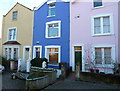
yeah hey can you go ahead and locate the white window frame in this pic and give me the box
[12,11,18,20]
[93,45,115,68]
[7,27,17,41]
[45,45,61,64]
[91,14,114,36]
[33,45,42,59]
[47,3,56,17]
[23,46,31,60]
[4,45,20,60]
[46,21,61,38]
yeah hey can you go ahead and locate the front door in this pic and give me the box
[74,46,82,71]
[24,47,30,60]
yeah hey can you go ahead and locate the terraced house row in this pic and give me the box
[1,0,120,74]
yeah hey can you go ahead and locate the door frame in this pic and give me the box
[33,45,42,59]
[72,44,85,72]
[23,46,31,60]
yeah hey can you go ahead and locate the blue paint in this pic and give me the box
[33,1,70,68]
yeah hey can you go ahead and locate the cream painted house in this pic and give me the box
[2,3,34,61]
[0,38,2,56]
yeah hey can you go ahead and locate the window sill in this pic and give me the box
[47,15,55,18]
[92,33,114,37]
[92,5,104,10]
[46,36,60,39]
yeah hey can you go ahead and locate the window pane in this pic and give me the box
[104,48,111,64]
[13,29,16,40]
[94,0,102,7]
[49,53,58,64]
[9,30,12,40]
[95,48,102,64]
[103,16,110,33]
[8,48,12,59]
[48,48,58,52]
[13,48,18,60]
[48,28,58,37]
[35,47,40,58]
[48,3,55,16]
[94,18,101,34]
[13,11,18,20]
[74,46,82,51]
[5,48,8,59]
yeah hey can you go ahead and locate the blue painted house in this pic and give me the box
[33,0,70,68]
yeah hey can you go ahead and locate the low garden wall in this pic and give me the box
[26,75,49,89]
[80,72,120,84]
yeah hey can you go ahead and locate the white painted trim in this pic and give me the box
[46,21,61,38]
[3,45,20,60]
[91,13,114,36]
[93,44,115,68]
[72,44,85,72]
[47,0,56,4]
[45,45,61,63]
[7,27,17,41]
[23,46,31,60]
[33,45,42,59]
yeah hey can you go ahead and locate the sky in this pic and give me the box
[0,0,45,38]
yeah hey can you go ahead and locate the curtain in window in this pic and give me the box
[95,48,102,64]
[104,48,111,64]
[103,16,110,33]
[94,18,101,34]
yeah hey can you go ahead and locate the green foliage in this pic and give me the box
[31,58,48,67]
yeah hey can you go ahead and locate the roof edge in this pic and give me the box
[4,2,33,17]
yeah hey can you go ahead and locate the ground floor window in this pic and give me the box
[95,47,113,65]
[45,46,60,64]
[4,46,19,60]
[33,46,42,58]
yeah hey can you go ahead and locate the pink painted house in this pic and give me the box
[70,0,119,74]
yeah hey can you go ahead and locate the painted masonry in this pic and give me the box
[2,3,34,61]
[1,0,120,74]
[33,0,70,68]
[70,0,120,73]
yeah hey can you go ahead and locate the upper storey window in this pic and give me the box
[92,14,113,36]
[48,3,55,17]
[12,11,18,20]
[94,0,102,8]
[46,21,61,38]
[8,28,16,41]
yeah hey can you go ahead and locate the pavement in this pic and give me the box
[1,71,120,90]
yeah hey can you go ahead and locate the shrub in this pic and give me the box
[31,58,48,67]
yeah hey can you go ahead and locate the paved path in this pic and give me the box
[44,79,120,90]
[2,71,26,90]
[1,71,120,90]
[44,72,120,90]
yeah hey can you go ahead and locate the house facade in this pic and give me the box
[70,0,119,73]
[2,3,34,61]
[0,38,1,56]
[33,0,70,68]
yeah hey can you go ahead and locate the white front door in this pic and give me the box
[23,46,31,60]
